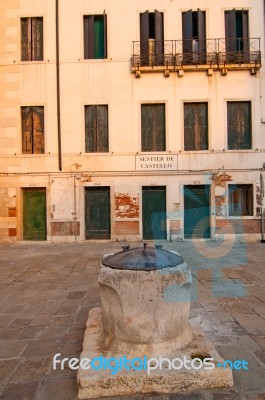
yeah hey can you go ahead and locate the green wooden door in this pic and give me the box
[184,185,210,238]
[142,186,167,240]
[85,187,110,239]
[23,188,47,240]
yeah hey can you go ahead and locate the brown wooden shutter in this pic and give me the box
[140,11,149,66]
[84,16,94,59]
[197,9,206,63]
[227,102,251,150]
[141,104,165,152]
[22,107,33,153]
[155,10,163,65]
[182,10,193,63]
[85,106,97,152]
[225,10,236,62]
[184,103,208,151]
[21,18,31,61]
[32,18,43,61]
[32,107,44,154]
[96,105,108,152]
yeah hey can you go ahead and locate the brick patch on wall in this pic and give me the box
[216,219,261,234]
[8,207,17,217]
[114,221,139,235]
[8,228,16,236]
[51,221,80,236]
[170,220,180,235]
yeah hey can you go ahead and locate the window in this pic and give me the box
[225,10,249,63]
[84,14,107,59]
[184,103,208,151]
[141,104,165,152]
[182,10,206,64]
[21,17,43,61]
[21,107,44,154]
[228,184,253,216]
[140,10,164,66]
[85,105,108,152]
[227,101,251,150]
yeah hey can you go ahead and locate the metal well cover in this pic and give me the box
[102,245,184,271]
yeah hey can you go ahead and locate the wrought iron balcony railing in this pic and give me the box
[131,38,261,72]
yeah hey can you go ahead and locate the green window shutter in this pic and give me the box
[94,16,105,59]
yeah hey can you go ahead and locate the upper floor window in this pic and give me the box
[182,10,206,64]
[141,104,165,152]
[140,10,164,66]
[227,101,251,150]
[228,184,253,216]
[225,10,249,63]
[21,17,43,61]
[184,102,208,151]
[21,106,44,154]
[85,105,109,152]
[84,14,107,59]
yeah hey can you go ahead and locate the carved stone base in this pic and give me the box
[77,308,233,399]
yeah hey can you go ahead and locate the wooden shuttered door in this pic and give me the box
[21,17,43,61]
[184,103,208,151]
[227,102,251,150]
[84,14,107,59]
[141,104,165,152]
[22,107,44,154]
[85,105,108,152]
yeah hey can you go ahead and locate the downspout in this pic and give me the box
[56,0,62,171]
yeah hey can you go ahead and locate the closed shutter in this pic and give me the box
[22,107,33,154]
[85,106,108,152]
[184,103,208,151]
[21,18,31,61]
[33,107,44,154]
[141,104,165,152]
[85,106,97,152]
[227,102,251,149]
[32,18,43,60]
[96,105,108,152]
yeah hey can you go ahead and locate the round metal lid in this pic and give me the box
[102,244,184,271]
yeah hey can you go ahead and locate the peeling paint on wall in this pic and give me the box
[115,193,139,218]
[212,172,232,187]
[215,195,225,216]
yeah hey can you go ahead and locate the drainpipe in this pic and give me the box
[261,173,265,243]
[55,0,62,171]
[74,175,77,243]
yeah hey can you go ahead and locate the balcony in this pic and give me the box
[131,38,261,75]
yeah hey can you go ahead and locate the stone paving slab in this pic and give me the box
[0,241,264,400]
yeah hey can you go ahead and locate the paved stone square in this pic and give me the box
[0,241,265,400]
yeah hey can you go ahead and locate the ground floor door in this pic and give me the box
[142,186,167,240]
[85,187,110,239]
[184,185,210,238]
[23,188,47,240]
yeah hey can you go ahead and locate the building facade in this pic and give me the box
[0,0,264,243]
